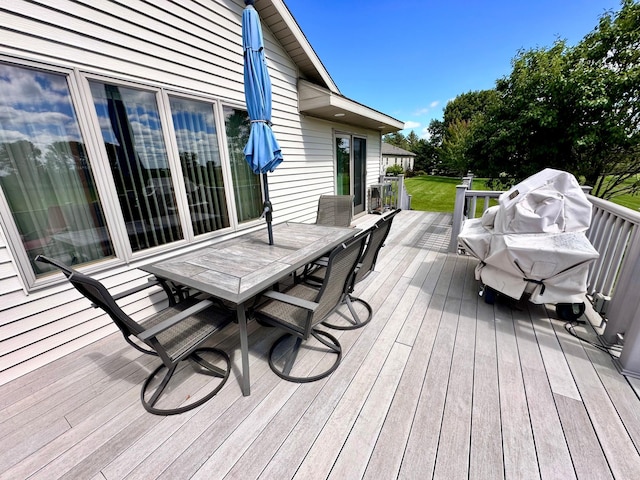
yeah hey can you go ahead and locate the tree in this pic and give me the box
[405,131,420,151]
[443,90,499,126]
[441,119,474,176]
[438,90,499,175]
[570,0,640,198]
[471,41,577,180]
[467,1,640,199]
[382,132,409,150]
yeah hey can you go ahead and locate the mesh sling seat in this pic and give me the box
[35,255,233,416]
[253,232,367,383]
[316,195,354,227]
[310,209,400,330]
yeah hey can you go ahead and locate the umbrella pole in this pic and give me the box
[262,174,273,245]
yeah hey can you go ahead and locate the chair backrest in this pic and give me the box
[310,232,367,325]
[35,255,144,338]
[316,195,354,227]
[354,209,400,284]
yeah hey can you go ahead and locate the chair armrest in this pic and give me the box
[262,290,318,312]
[138,299,214,342]
[111,277,161,301]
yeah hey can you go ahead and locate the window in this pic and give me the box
[0,63,113,275]
[223,106,262,223]
[0,62,265,284]
[90,81,183,251]
[169,96,230,235]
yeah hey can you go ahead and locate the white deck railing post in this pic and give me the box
[601,226,640,345]
[449,183,468,253]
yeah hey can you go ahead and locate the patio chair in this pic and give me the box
[35,255,233,416]
[253,232,367,383]
[310,209,401,330]
[316,194,354,227]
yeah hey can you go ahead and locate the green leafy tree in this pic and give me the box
[435,90,499,175]
[441,119,474,176]
[469,0,640,199]
[570,0,640,198]
[405,130,420,151]
[412,136,438,174]
[471,41,576,180]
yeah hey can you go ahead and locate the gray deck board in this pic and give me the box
[1,210,639,480]
[495,303,541,480]
[512,307,577,480]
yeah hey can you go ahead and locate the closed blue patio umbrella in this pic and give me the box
[242,0,283,245]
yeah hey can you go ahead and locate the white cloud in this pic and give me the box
[430,101,440,109]
[403,121,421,129]
[420,126,432,140]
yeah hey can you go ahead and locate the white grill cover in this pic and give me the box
[458,169,599,304]
[494,168,592,234]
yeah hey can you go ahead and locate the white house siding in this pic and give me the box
[0,0,385,385]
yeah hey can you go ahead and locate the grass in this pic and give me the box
[405,175,640,213]
[614,194,640,210]
[405,175,495,213]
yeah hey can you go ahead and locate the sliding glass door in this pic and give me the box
[335,134,366,214]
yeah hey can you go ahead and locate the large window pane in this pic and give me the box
[169,97,230,235]
[0,64,113,275]
[353,137,366,211]
[90,81,183,251]
[223,106,262,223]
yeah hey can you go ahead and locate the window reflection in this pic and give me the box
[223,106,262,223]
[169,97,230,235]
[336,137,350,196]
[0,63,113,274]
[353,137,366,207]
[90,82,183,251]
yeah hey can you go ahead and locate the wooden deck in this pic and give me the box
[1,210,640,479]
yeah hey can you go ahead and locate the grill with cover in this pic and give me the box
[457,168,599,320]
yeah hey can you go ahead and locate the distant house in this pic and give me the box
[382,143,416,173]
[0,0,404,385]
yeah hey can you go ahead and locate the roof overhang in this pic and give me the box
[298,80,405,135]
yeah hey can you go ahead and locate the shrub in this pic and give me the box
[386,165,404,176]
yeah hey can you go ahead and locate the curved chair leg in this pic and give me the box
[124,334,158,356]
[322,295,373,330]
[141,347,230,416]
[268,329,342,383]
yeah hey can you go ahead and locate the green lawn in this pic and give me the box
[405,176,494,213]
[405,175,640,212]
[614,194,640,210]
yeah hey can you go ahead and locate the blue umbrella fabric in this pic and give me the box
[242,0,283,244]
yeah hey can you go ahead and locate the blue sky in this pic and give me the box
[284,0,624,138]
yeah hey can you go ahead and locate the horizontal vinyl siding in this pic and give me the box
[0,0,385,386]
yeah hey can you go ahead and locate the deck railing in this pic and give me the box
[450,177,640,378]
[381,175,412,210]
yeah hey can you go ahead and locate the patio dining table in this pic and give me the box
[140,222,359,396]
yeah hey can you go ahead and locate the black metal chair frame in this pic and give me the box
[35,255,233,416]
[308,209,401,330]
[253,233,367,383]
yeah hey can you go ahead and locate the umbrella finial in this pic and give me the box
[245,0,255,5]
